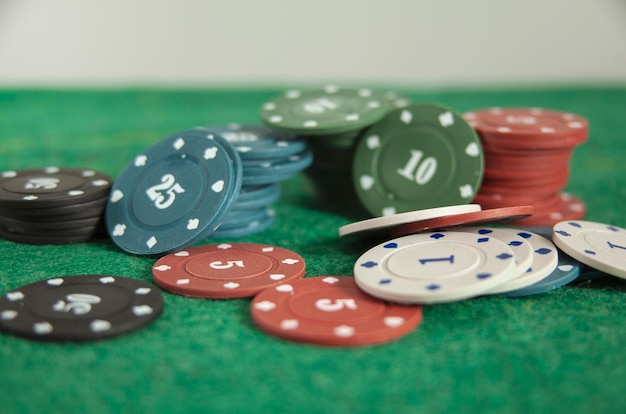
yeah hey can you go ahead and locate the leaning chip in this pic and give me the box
[105,129,242,255]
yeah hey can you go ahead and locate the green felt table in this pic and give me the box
[1,87,626,414]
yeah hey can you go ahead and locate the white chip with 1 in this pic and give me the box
[354,231,518,304]
[552,220,626,279]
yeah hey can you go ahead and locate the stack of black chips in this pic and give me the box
[0,167,112,244]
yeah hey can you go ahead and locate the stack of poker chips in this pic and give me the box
[464,108,588,227]
[199,125,312,238]
[0,167,112,244]
[259,87,410,215]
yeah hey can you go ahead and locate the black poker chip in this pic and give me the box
[0,197,108,219]
[0,215,103,232]
[0,275,164,341]
[0,167,112,208]
[0,227,107,245]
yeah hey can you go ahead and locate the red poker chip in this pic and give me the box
[512,193,585,227]
[481,144,574,158]
[464,108,588,145]
[251,276,423,347]
[389,205,533,237]
[474,192,562,211]
[484,152,572,169]
[480,176,568,194]
[479,133,586,150]
[484,166,565,180]
[481,170,569,188]
[478,182,563,197]
[152,243,306,299]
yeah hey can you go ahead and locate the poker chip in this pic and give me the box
[219,207,271,230]
[210,209,276,239]
[353,103,484,217]
[105,129,243,255]
[241,150,313,186]
[389,206,533,238]
[0,167,112,208]
[463,108,588,147]
[232,184,281,211]
[199,124,307,160]
[0,167,111,245]
[486,229,558,294]
[152,242,305,298]
[513,193,585,227]
[338,204,482,237]
[576,267,608,281]
[0,275,164,342]
[0,197,107,219]
[501,253,581,298]
[0,228,106,245]
[552,220,626,279]
[354,231,517,304]
[260,87,389,136]
[251,276,423,346]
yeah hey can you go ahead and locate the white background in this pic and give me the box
[0,0,625,87]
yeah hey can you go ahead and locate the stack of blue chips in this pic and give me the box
[203,124,312,238]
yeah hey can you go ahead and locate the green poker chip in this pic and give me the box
[352,103,484,217]
[260,87,389,136]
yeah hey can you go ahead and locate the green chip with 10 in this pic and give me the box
[352,103,484,216]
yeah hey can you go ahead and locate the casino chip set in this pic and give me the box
[0,87,623,346]
[0,167,112,244]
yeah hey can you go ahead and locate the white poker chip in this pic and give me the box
[552,220,626,279]
[486,228,558,294]
[338,204,482,237]
[455,227,533,282]
[353,231,517,304]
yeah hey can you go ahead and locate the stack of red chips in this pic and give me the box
[463,107,588,227]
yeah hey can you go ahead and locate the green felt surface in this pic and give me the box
[1,87,626,414]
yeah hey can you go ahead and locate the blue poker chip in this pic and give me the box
[105,129,242,255]
[198,124,307,160]
[501,252,581,298]
[219,207,271,230]
[211,209,275,238]
[576,265,609,281]
[241,150,313,186]
[234,183,281,208]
